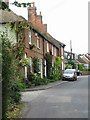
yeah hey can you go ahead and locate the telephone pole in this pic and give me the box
[70,40,72,53]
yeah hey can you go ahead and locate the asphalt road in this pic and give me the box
[21,76,88,118]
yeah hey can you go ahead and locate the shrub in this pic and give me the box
[31,73,42,86]
[1,31,25,118]
[9,80,26,103]
[78,64,83,71]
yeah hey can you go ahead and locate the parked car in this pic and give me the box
[62,69,77,81]
[76,70,82,76]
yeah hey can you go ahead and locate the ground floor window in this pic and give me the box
[30,57,32,72]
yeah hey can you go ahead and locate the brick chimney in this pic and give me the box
[36,12,42,24]
[28,2,37,24]
[43,24,47,33]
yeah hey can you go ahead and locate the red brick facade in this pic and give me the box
[24,2,65,78]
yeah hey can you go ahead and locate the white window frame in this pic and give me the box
[30,57,32,72]
[25,53,27,79]
[47,42,49,52]
[54,47,56,56]
[37,35,40,49]
[52,45,54,55]
[29,30,32,45]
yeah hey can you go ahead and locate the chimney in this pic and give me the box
[43,24,47,33]
[36,11,42,24]
[28,2,37,24]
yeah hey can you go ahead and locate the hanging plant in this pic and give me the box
[29,43,36,49]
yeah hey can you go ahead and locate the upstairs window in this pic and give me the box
[54,47,57,56]
[35,33,40,49]
[30,57,32,72]
[52,45,54,55]
[29,30,32,44]
[37,35,40,49]
[47,42,49,52]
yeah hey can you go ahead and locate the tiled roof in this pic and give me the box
[44,32,65,48]
[78,56,87,64]
[0,9,26,23]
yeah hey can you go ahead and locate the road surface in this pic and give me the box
[21,75,88,118]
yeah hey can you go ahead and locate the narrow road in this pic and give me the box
[21,76,88,118]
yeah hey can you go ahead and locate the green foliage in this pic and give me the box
[65,64,72,69]
[33,58,40,74]
[2,32,13,119]
[29,43,36,49]
[45,53,52,79]
[1,31,25,119]
[0,1,10,11]
[31,74,50,86]
[31,73,41,86]
[51,57,62,81]
[68,59,74,68]
[12,1,31,7]
[78,64,83,71]
[20,58,30,67]
[9,80,25,103]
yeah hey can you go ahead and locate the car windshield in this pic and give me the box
[64,70,74,74]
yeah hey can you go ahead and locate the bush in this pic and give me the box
[78,64,83,71]
[9,80,26,103]
[1,32,25,118]
[31,73,42,86]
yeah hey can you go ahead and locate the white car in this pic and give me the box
[62,69,77,81]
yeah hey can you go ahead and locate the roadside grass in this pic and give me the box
[6,103,25,118]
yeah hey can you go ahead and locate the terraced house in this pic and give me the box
[1,1,65,79]
[24,2,65,79]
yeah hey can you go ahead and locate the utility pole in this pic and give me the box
[70,40,72,53]
[70,40,72,60]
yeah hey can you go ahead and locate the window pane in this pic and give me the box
[30,57,32,72]
[29,30,31,44]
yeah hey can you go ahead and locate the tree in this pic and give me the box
[52,57,62,80]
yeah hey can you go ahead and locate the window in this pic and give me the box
[30,57,32,72]
[54,47,57,56]
[29,30,32,44]
[47,42,49,52]
[38,58,43,78]
[37,35,40,48]
[52,45,54,55]
[25,53,27,78]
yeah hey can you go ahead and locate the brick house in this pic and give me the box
[1,1,65,79]
[24,2,65,79]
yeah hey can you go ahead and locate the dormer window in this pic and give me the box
[29,30,32,44]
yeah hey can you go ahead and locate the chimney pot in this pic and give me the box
[32,2,35,7]
[40,11,42,15]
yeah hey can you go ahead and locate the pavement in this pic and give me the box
[24,80,68,92]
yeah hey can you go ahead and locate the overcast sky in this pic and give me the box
[9,0,89,54]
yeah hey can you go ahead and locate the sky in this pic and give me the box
[9,0,89,54]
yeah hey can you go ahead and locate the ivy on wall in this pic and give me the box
[45,53,52,79]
